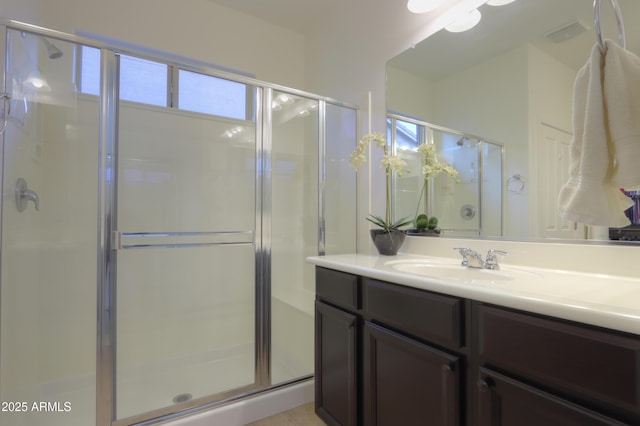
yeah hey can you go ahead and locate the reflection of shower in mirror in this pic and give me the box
[20,31,64,59]
[40,37,63,59]
[388,114,504,238]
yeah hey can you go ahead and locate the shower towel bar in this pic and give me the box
[594,0,626,53]
[113,230,254,249]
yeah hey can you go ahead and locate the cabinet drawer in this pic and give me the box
[478,368,627,426]
[316,267,359,312]
[478,304,640,419]
[363,279,464,349]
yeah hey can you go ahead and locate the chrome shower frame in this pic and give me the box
[0,17,358,426]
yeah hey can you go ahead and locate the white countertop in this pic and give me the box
[307,253,640,336]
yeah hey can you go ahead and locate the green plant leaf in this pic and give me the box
[366,214,411,232]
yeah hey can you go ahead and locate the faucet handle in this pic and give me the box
[453,247,485,267]
[453,247,471,266]
[485,249,507,269]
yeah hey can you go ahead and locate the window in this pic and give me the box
[79,46,100,96]
[78,46,251,120]
[388,117,423,151]
[119,55,167,107]
[178,70,247,120]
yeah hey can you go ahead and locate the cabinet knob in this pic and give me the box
[442,364,453,375]
[478,378,493,393]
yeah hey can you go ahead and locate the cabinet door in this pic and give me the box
[477,368,626,426]
[315,301,358,426]
[363,322,460,426]
[477,304,640,421]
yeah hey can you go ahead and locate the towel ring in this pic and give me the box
[594,0,626,53]
[507,174,525,193]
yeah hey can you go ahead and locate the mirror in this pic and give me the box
[386,0,640,242]
[389,115,505,238]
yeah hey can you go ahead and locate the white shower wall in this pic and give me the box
[270,93,318,384]
[0,89,99,426]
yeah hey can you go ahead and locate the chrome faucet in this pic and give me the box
[484,249,508,270]
[453,247,485,268]
[453,248,507,270]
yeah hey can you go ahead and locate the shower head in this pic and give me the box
[40,37,63,59]
[456,137,467,146]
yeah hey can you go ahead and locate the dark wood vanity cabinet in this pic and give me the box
[315,268,360,426]
[315,300,359,426]
[315,266,640,426]
[475,304,640,425]
[315,267,468,426]
[477,368,628,426]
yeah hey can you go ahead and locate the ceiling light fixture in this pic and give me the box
[23,70,49,90]
[276,94,294,104]
[407,0,445,14]
[486,0,516,6]
[445,8,482,33]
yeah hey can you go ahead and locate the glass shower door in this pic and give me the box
[0,29,98,426]
[113,59,258,421]
[269,92,357,386]
[270,90,318,385]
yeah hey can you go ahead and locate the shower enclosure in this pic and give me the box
[0,20,357,426]
[389,114,504,237]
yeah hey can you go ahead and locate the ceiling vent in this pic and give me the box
[544,20,588,43]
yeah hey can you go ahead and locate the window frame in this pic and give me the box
[75,45,255,121]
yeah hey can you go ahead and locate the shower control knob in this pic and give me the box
[15,178,40,212]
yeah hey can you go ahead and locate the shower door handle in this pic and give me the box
[0,92,11,135]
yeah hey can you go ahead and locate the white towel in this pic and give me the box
[558,40,636,227]
[604,41,640,189]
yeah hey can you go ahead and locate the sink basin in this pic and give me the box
[386,259,542,282]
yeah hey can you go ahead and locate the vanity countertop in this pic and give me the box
[307,253,640,336]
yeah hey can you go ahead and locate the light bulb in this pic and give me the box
[407,0,445,14]
[24,76,46,89]
[486,0,516,6]
[445,8,482,33]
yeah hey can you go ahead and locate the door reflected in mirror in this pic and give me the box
[386,0,640,242]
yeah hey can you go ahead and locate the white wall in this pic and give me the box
[35,0,306,90]
[387,66,436,119]
[1,0,39,23]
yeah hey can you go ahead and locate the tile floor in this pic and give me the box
[245,403,325,425]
